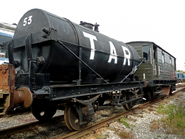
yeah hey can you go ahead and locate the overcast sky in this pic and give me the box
[1,0,184,70]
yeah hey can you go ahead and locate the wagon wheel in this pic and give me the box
[123,94,134,110]
[65,103,88,130]
[64,104,73,130]
[31,99,56,121]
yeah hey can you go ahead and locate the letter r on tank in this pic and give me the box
[83,32,97,60]
[122,46,131,66]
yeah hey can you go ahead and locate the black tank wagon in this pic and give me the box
[0,9,176,130]
[12,9,141,82]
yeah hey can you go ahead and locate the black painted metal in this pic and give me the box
[7,41,15,67]
[75,95,100,105]
[25,34,32,71]
[33,81,144,101]
[117,97,142,107]
[8,9,141,83]
[120,58,145,83]
[29,60,35,91]
[57,39,109,84]
[78,46,82,85]
[35,73,50,87]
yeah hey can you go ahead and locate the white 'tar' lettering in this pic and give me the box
[83,32,97,60]
[122,46,131,66]
[108,41,117,64]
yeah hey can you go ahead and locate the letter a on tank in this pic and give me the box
[108,41,117,64]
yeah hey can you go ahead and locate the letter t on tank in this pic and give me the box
[83,32,97,60]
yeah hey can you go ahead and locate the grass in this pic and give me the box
[115,97,185,138]
[115,117,135,139]
[119,117,130,129]
[151,102,185,136]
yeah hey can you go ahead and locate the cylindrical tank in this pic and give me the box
[13,9,141,82]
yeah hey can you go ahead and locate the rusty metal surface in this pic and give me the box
[64,104,73,131]
[13,90,24,106]
[0,64,32,115]
[162,86,171,95]
[64,103,88,131]
[0,64,15,115]
[16,87,32,108]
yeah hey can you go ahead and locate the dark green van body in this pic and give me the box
[126,41,176,87]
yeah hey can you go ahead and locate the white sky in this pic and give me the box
[1,0,184,70]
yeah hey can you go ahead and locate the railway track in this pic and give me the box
[59,87,185,139]
[0,115,64,138]
[0,87,184,138]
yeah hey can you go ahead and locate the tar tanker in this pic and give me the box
[11,9,141,83]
